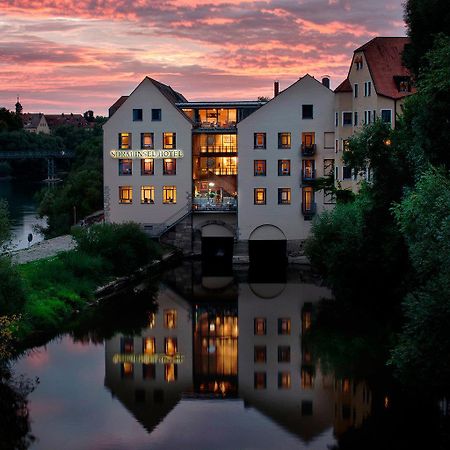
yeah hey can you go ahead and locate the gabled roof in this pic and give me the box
[22,113,45,129]
[109,96,128,117]
[354,37,415,99]
[334,78,352,93]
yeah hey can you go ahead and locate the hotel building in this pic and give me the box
[103,37,413,258]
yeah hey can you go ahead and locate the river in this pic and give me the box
[7,262,448,450]
[0,179,46,250]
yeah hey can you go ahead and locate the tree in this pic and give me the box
[403,0,450,76]
[0,108,22,132]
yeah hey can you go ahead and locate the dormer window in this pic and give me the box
[355,56,363,70]
[394,76,412,93]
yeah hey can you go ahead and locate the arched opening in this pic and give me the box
[249,225,287,270]
[201,223,234,274]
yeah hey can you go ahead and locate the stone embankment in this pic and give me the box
[10,235,76,265]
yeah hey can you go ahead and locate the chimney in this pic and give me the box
[322,76,330,89]
[274,80,280,97]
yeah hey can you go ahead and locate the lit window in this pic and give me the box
[302,306,312,333]
[121,362,134,379]
[278,318,291,335]
[342,112,352,126]
[254,188,266,205]
[254,132,266,149]
[278,188,291,205]
[163,132,176,149]
[278,160,290,176]
[343,140,350,152]
[278,346,291,363]
[302,187,314,214]
[302,160,315,180]
[302,104,313,119]
[254,372,266,389]
[141,158,154,175]
[254,318,266,335]
[165,363,177,382]
[141,132,154,149]
[278,372,291,389]
[118,132,131,149]
[254,160,266,176]
[133,108,143,121]
[152,108,161,121]
[141,186,155,204]
[143,337,156,355]
[163,186,177,204]
[254,346,266,363]
[121,337,134,353]
[301,367,314,389]
[118,159,132,175]
[165,337,177,356]
[164,310,177,329]
[163,158,176,175]
[278,132,291,149]
[119,186,132,204]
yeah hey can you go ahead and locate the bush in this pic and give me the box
[73,223,161,276]
[0,257,26,315]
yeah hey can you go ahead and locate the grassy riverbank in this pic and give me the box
[2,223,162,345]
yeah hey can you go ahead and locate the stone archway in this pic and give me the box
[248,224,287,265]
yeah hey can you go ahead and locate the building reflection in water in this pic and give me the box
[104,262,373,443]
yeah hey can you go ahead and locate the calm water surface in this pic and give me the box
[12,263,445,450]
[0,179,46,250]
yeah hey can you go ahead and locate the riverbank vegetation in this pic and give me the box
[306,2,450,395]
[0,217,161,347]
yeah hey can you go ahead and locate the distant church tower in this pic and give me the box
[15,95,23,115]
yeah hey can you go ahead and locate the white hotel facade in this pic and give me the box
[103,37,413,258]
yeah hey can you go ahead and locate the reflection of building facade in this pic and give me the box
[238,281,336,442]
[104,285,193,432]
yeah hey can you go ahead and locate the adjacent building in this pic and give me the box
[22,113,50,134]
[103,37,413,258]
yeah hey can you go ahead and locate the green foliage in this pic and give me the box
[73,223,161,276]
[0,130,64,152]
[0,258,26,315]
[0,107,22,132]
[0,199,10,249]
[390,169,450,390]
[403,0,450,76]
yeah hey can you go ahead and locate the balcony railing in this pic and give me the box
[302,202,317,219]
[194,121,237,129]
[199,146,237,153]
[301,143,317,156]
[301,169,316,183]
[192,197,237,212]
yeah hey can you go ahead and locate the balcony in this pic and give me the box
[302,203,317,220]
[194,121,237,130]
[301,169,316,184]
[193,197,237,212]
[301,143,316,156]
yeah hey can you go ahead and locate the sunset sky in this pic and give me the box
[0,0,406,115]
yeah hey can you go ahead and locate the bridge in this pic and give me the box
[0,149,75,180]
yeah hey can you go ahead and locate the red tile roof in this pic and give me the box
[45,113,91,129]
[355,37,415,99]
[22,113,45,129]
[334,78,352,93]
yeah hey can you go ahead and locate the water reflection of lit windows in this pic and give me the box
[143,337,156,355]
[165,363,177,382]
[148,312,156,328]
[164,309,177,329]
[121,337,134,353]
[121,362,134,379]
[254,346,266,363]
[301,367,314,389]
[278,318,291,335]
[165,337,177,356]
[301,400,313,416]
[302,304,312,334]
[342,378,351,393]
[278,371,291,389]
[254,372,267,389]
[278,346,291,363]
[254,318,266,335]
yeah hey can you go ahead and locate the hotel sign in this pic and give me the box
[113,353,184,364]
[110,150,184,159]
